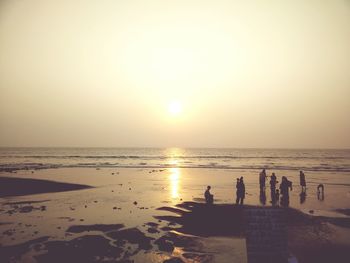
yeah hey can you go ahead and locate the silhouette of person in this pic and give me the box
[204,186,214,204]
[280,176,292,207]
[317,184,324,201]
[300,171,306,192]
[259,169,267,191]
[269,172,278,205]
[236,177,245,205]
[270,173,277,191]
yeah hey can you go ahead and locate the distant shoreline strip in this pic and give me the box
[0,164,349,173]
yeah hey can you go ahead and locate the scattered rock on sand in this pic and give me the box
[35,235,124,263]
[146,222,159,227]
[160,226,173,231]
[183,252,213,262]
[3,229,15,236]
[155,237,174,252]
[66,224,124,233]
[0,236,49,262]
[163,257,184,263]
[133,201,137,205]
[20,206,34,213]
[107,227,154,250]
[147,227,159,234]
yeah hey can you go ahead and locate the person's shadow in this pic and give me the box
[259,189,266,205]
[299,190,306,204]
[270,188,277,206]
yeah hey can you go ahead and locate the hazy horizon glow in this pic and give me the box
[0,0,349,148]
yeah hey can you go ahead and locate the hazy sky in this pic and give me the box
[0,0,349,148]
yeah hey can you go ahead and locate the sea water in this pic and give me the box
[0,147,349,172]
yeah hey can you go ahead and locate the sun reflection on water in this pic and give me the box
[169,167,180,199]
[167,148,183,201]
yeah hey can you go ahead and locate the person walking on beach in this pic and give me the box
[280,176,292,207]
[259,169,267,191]
[299,171,306,192]
[236,177,245,205]
[204,186,214,205]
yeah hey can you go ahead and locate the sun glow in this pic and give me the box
[168,101,182,116]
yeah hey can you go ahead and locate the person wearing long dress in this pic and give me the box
[204,186,214,204]
[280,176,292,207]
[236,177,245,205]
[259,169,267,191]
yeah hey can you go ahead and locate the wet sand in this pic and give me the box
[1,167,350,262]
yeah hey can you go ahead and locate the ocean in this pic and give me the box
[0,148,349,172]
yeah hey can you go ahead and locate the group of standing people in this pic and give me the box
[259,169,297,206]
[205,169,311,207]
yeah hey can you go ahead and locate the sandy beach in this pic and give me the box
[1,0,350,262]
[1,167,350,263]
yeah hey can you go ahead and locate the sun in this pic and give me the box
[168,101,182,116]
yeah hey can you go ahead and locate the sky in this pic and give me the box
[0,0,349,148]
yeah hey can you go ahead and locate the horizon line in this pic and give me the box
[0,146,349,150]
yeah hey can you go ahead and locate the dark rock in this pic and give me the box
[20,206,34,213]
[146,222,159,227]
[35,235,123,263]
[183,253,213,262]
[66,224,124,233]
[147,228,159,234]
[163,257,184,263]
[155,237,174,252]
[107,227,153,250]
